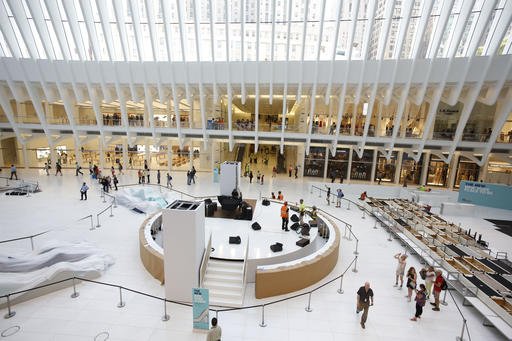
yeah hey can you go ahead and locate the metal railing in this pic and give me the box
[0,176,40,196]
[2,255,359,328]
[310,185,372,219]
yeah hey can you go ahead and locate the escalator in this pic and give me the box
[235,144,246,163]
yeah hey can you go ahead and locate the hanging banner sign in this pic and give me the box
[192,288,209,330]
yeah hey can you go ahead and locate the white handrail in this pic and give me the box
[199,232,212,287]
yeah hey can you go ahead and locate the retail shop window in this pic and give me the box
[400,153,423,185]
[327,148,349,181]
[376,151,398,183]
[303,147,325,177]
[351,149,374,181]
[454,157,480,188]
[426,156,449,187]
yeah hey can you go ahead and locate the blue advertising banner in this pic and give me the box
[192,288,209,330]
[458,181,512,211]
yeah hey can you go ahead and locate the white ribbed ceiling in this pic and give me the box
[0,0,510,62]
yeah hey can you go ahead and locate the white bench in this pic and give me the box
[463,296,512,340]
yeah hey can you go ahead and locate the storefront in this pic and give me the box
[486,158,512,185]
[426,155,449,187]
[399,153,423,185]
[303,147,325,177]
[326,148,349,181]
[454,156,480,188]
[376,151,398,183]
[351,149,374,181]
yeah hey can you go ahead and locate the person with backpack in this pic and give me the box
[80,182,89,200]
[431,270,445,311]
[166,172,173,188]
[336,188,344,207]
[411,284,427,321]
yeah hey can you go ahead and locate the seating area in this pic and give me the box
[364,196,512,339]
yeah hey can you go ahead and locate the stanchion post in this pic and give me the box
[259,305,267,327]
[354,240,359,255]
[89,215,94,230]
[215,310,218,319]
[347,225,352,241]
[347,202,351,210]
[352,256,359,273]
[96,214,101,228]
[70,277,79,298]
[362,210,365,219]
[117,287,125,308]
[373,219,378,229]
[30,236,34,251]
[441,288,448,306]
[3,295,16,319]
[305,292,313,312]
[337,274,344,294]
[310,185,312,194]
[343,225,348,239]
[113,198,117,208]
[318,189,321,198]
[162,299,170,321]
[456,318,467,341]
[109,205,114,217]
[102,190,106,203]
[387,228,393,242]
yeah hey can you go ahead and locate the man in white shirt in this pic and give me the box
[207,317,221,341]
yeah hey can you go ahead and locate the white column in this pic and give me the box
[145,140,151,168]
[420,152,430,186]
[448,152,460,190]
[346,147,353,183]
[122,139,129,172]
[323,146,329,179]
[99,140,105,170]
[296,144,305,179]
[167,141,172,173]
[395,151,403,184]
[22,144,28,169]
[479,157,489,182]
[370,149,378,183]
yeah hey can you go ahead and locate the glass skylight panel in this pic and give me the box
[28,18,47,59]
[110,23,124,60]
[0,29,12,57]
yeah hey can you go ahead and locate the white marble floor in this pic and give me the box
[0,168,510,340]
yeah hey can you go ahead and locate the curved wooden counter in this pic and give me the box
[139,213,164,283]
[255,215,340,299]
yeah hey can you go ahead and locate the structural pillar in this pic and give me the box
[395,151,403,184]
[420,152,430,186]
[122,139,129,172]
[370,149,378,184]
[448,152,460,190]
[346,147,353,183]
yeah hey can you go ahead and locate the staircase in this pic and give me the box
[203,259,245,307]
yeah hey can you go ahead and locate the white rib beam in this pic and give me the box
[480,88,512,165]
[112,0,128,61]
[208,0,217,101]
[240,0,246,104]
[79,0,102,61]
[297,0,310,102]
[145,0,158,62]
[305,0,327,153]
[193,0,207,144]
[7,0,38,58]
[269,0,276,104]
[385,0,434,155]
[332,0,359,152]
[414,0,455,105]
[0,1,22,58]
[448,0,498,105]
[384,0,414,105]
[45,0,71,60]
[129,0,144,61]
[26,0,55,60]
[325,0,344,105]
[359,0,396,156]
[61,0,86,60]
[446,1,512,163]
[354,0,377,106]
[254,0,260,152]
[96,0,114,61]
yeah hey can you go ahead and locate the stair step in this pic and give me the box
[208,260,244,270]
[206,267,244,276]
[208,288,244,300]
[209,298,243,308]
[203,279,244,291]
[205,269,243,280]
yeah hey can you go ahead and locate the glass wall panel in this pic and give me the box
[303,147,325,177]
[326,148,349,182]
[454,156,480,188]
[400,153,423,185]
[376,151,398,183]
[433,101,463,140]
[426,155,449,187]
[351,149,373,181]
